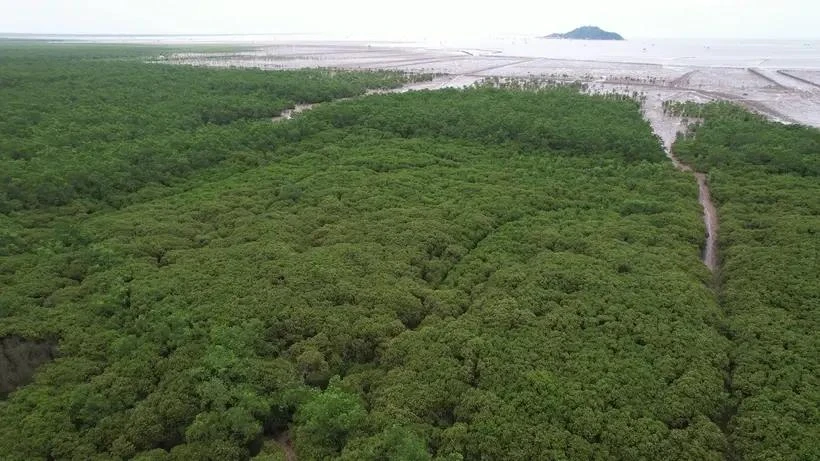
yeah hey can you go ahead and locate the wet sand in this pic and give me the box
[163,42,820,128]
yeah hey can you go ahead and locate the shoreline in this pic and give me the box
[152,40,820,127]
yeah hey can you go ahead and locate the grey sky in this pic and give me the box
[1,0,817,39]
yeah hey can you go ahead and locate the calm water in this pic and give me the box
[4,33,819,69]
[425,37,820,69]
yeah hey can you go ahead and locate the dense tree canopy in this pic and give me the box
[0,42,417,212]
[673,103,819,460]
[0,43,816,460]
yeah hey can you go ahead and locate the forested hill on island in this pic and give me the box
[541,26,625,40]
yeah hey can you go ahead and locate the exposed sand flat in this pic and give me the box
[163,41,820,128]
[687,68,773,91]
[746,68,791,89]
[474,59,685,83]
[747,68,820,96]
[781,70,820,87]
[777,69,820,91]
[748,93,820,126]
[376,57,532,75]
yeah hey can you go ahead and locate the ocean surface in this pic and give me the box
[3,33,819,69]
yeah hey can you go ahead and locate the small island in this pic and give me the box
[541,26,624,41]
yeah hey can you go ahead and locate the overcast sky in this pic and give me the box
[1,0,817,40]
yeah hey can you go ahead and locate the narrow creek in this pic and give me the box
[640,94,740,461]
[640,93,719,272]
[694,172,719,272]
[270,77,462,124]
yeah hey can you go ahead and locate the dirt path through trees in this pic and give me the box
[275,432,297,461]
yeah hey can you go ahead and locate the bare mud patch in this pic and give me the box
[0,336,57,398]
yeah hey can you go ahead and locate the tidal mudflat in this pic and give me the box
[164,40,820,127]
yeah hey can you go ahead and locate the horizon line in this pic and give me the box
[1,32,819,42]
